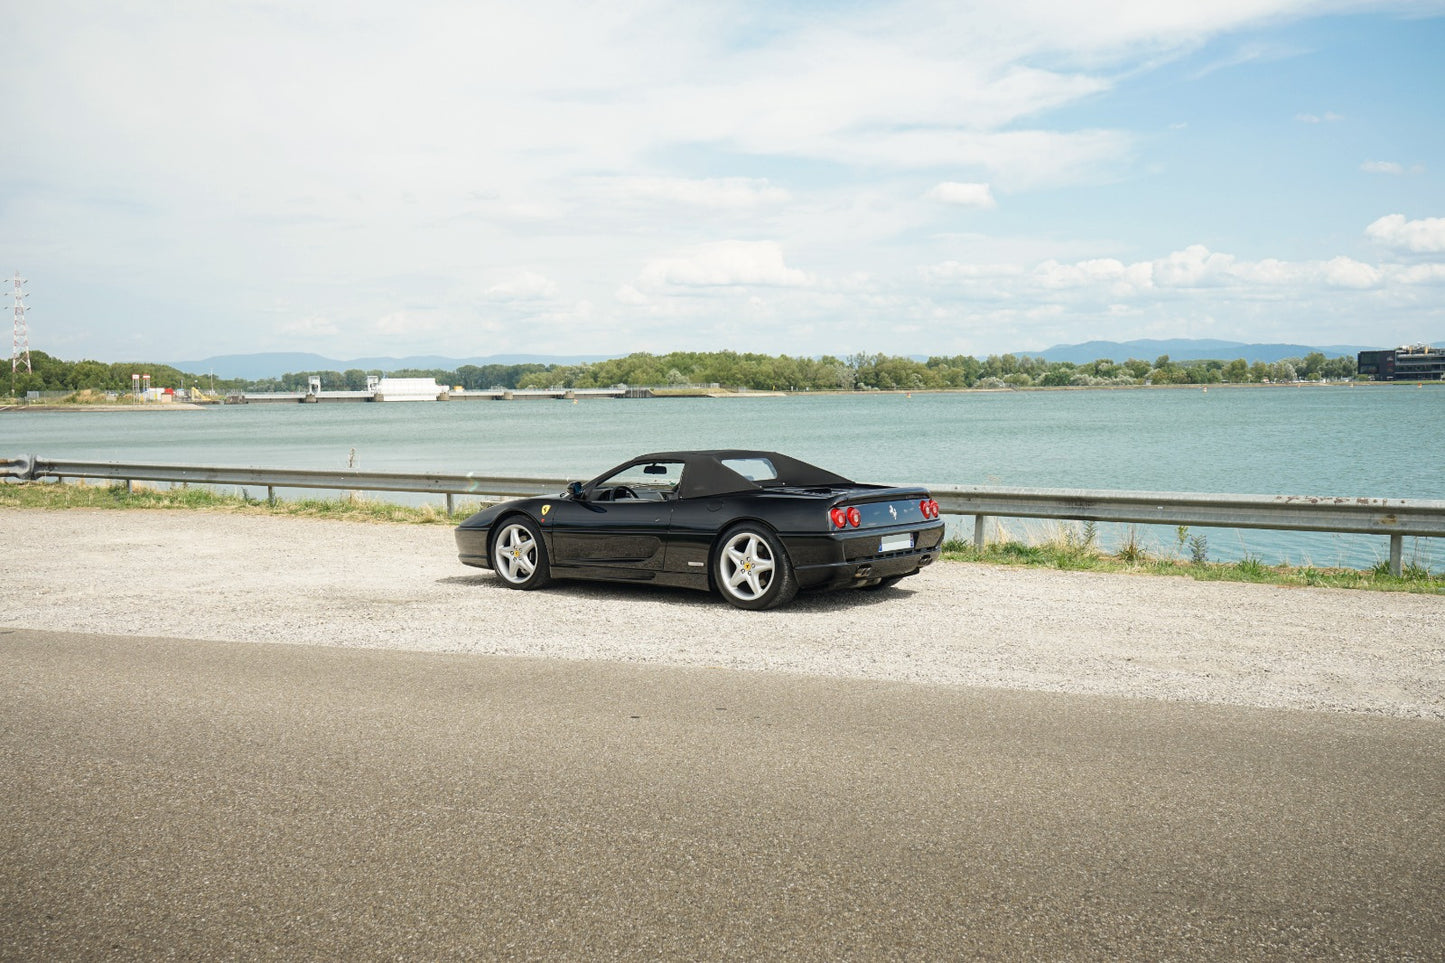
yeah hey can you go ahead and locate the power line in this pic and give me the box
[11,271,32,394]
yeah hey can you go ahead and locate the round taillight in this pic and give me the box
[929,499,940,518]
[830,507,847,529]
[920,499,931,518]
[846,506,862,528]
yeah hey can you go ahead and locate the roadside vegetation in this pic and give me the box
[940,521,1442,595]
[0,479,491,525]
[4,480,1439,594]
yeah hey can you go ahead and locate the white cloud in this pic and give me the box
[919,262,1024,281]
[586,177,789,209]
[902,236,1445,353]
[486,272,558,301]
[814,128,1132,190]
[1392,263,1445,285]
[1297,112,1344,124]
[1034,258,1135,290]
[1229,258,1303,285]
[1366,214,1445,253]
[278,315,340,338]
[1361,160,1424,176]
[638,241,811,288]
[927,245,1396,305]
[1362,160,1405,175]
[1192,41,1305,80]
[614,284,649,305]
[1151,245,1238,287]
[373,311,441,336]
[1322,257,1381,289]
[926,182,997,209]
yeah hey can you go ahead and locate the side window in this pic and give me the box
[599,461,685,499]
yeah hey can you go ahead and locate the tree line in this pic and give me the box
[4,353,553,396]
[511,350,1357,390]
[7,348,1358,399]
[6,352,219,397]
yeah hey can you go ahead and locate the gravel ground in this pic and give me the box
[3,508,1442,718]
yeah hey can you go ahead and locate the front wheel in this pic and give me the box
[491,517,552,590]
[714,525,797,610]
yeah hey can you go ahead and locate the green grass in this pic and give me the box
[940,525,1444,595]
[0,479,488,524]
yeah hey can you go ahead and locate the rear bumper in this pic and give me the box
[786,522,945,591]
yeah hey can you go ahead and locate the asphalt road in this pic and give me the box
[3,628,1442,961]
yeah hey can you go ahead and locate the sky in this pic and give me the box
[3,0,1444,365]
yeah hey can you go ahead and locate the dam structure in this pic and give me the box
[228,376,631,404]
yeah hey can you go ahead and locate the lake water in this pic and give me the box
[6,384,1443,569]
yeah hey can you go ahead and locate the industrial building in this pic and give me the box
[1356,344,1445,381]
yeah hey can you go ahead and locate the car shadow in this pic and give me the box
[788,584,919,611]
[436,572,917,610]
[437,574,499,588]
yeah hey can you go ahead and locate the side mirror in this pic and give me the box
[567,481,586,500]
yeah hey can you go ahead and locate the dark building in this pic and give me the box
[1357,344,1445,381]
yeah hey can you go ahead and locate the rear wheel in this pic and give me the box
[714,525,797,610]
[491,517,551,590]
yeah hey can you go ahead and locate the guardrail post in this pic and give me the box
[267,486,276,506]
[973,514,987,552]
[1389,534,1403,577]
[446,493,455,515]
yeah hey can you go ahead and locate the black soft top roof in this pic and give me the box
[602,450,854,499]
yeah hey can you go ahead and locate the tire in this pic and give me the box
[714,524,798,610]
[491,516,552,590]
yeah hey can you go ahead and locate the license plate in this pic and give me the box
[879,533,914,553]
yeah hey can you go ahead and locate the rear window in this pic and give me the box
[721,457,778,483]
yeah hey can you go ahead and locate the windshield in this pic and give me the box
[594,460,685,498]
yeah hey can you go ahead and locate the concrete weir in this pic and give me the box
[228,383,632,403]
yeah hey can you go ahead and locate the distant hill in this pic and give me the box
[1022,338,1394,365]
[175,339,1439,380]
[170,352,616,381]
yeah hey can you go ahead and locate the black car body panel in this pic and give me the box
[455,450,945,604]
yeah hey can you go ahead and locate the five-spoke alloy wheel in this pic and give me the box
[714,525,797,610]
[491,516,551,590]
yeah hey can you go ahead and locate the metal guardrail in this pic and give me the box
[1,455,571,516]
[931,485,1445,575]
[5,455,1443,574]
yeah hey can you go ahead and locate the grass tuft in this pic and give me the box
[944,532,1441,595]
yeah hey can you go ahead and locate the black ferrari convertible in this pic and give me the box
[455,450,945,609]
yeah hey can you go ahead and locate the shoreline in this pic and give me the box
[0,402,208,412]
[4,380,1436,411]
